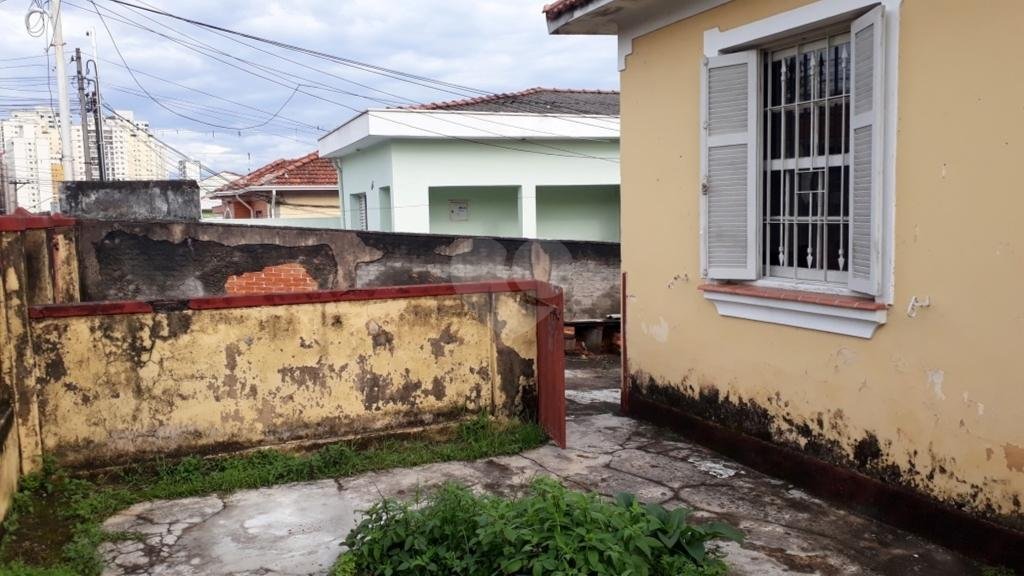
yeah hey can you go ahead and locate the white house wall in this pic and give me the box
[356,138,620,237]
[338,142,395,231]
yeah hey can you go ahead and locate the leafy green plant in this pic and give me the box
[339,477,742,576]
[0,415,546,576]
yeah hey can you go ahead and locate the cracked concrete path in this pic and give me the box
[100,356,980,576]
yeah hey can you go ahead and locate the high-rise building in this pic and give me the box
[102,110,168,181]
[0,108,61,213]
[0,108,171,212]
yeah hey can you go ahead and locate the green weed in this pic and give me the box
[0,415,546,576]
[337,477,741,576]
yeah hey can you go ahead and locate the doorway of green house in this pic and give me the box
[428,186,520,237]
[378,186,393,232]
[536,184,620,243]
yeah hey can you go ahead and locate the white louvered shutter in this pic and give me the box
[357,194,368,230]
[701,51,758,280]
[848,6,885,295]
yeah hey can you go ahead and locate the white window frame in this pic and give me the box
[704,0,898,304]
[700,0,900,338]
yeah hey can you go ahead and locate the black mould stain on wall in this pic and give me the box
[628,372,1024,533]
[74,219,620,321]
[90,230,338,300]
[354,231,620,320]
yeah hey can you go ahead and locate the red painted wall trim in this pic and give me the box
[187,280,546,311]
[29,300,153,319]
[29,281,551,318]
[0,210,75,232]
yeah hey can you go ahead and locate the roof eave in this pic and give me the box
[546,0,621,35]
[319,108,620,160]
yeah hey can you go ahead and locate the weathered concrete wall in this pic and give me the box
[618,0,1024,532]
[74,220,619,321]
[60,181,201,222]
[31,290,541,468]
[0,419,18,521]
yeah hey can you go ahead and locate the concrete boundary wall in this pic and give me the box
[27,281,566,469]
[73,219,619,322]
[0,212,565,517]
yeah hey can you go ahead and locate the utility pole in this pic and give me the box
[74,48,92,180]
[86,28,106,181]
[51,0,76,189]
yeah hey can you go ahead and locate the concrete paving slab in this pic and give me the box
[100,356,982,576]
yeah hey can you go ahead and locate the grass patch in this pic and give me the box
[336,477,742,576]
[0,415,546,576]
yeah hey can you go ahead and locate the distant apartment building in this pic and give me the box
[0,109,60,213]
[0,108,170,212]
[102,110,168,181]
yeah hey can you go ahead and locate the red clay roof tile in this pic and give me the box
[213,152,336,195]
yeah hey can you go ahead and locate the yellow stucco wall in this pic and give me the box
[277,191,340,218]
[621,0,1024,526]
[31,292,539,468]
[0,426,19,521]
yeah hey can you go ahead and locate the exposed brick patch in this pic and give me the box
[698,283,887,311]
[224,263,318,295]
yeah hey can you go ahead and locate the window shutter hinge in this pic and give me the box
[702,56,709,67]
[701,178,709,195]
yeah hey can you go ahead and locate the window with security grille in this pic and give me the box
[762,31,851,284]
[701,6,884,296]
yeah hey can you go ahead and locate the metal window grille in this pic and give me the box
[762,32,851,284]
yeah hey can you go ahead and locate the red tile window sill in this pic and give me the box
[698,283,887,311]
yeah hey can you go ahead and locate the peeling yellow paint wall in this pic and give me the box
[50,228,80,304]
[620,0,1024,527]
[0,426,19,520]
[32,293,539,468]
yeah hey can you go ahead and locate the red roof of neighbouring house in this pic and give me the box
[212,152,336,195]
[402,87,618,115]
[543,0,597,19]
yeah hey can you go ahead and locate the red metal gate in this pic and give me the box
[535,282,566,448]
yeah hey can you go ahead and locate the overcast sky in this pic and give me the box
[0,0,618,176]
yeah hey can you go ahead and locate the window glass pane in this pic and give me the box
[770,58,784,107]
[798,105,813,157]
[783,55,796,104]
[768,170,783,218]
[826,223,847,271]
[826,167,848,217]
[767,222,784,266]
[761,31,851,284]
[829,41,850,97]
[827,100,849,155]
[783,109,795,159]
[816,103,827,156]
[769,110,782,159]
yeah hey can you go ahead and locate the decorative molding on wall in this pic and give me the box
[702,290,886,338]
